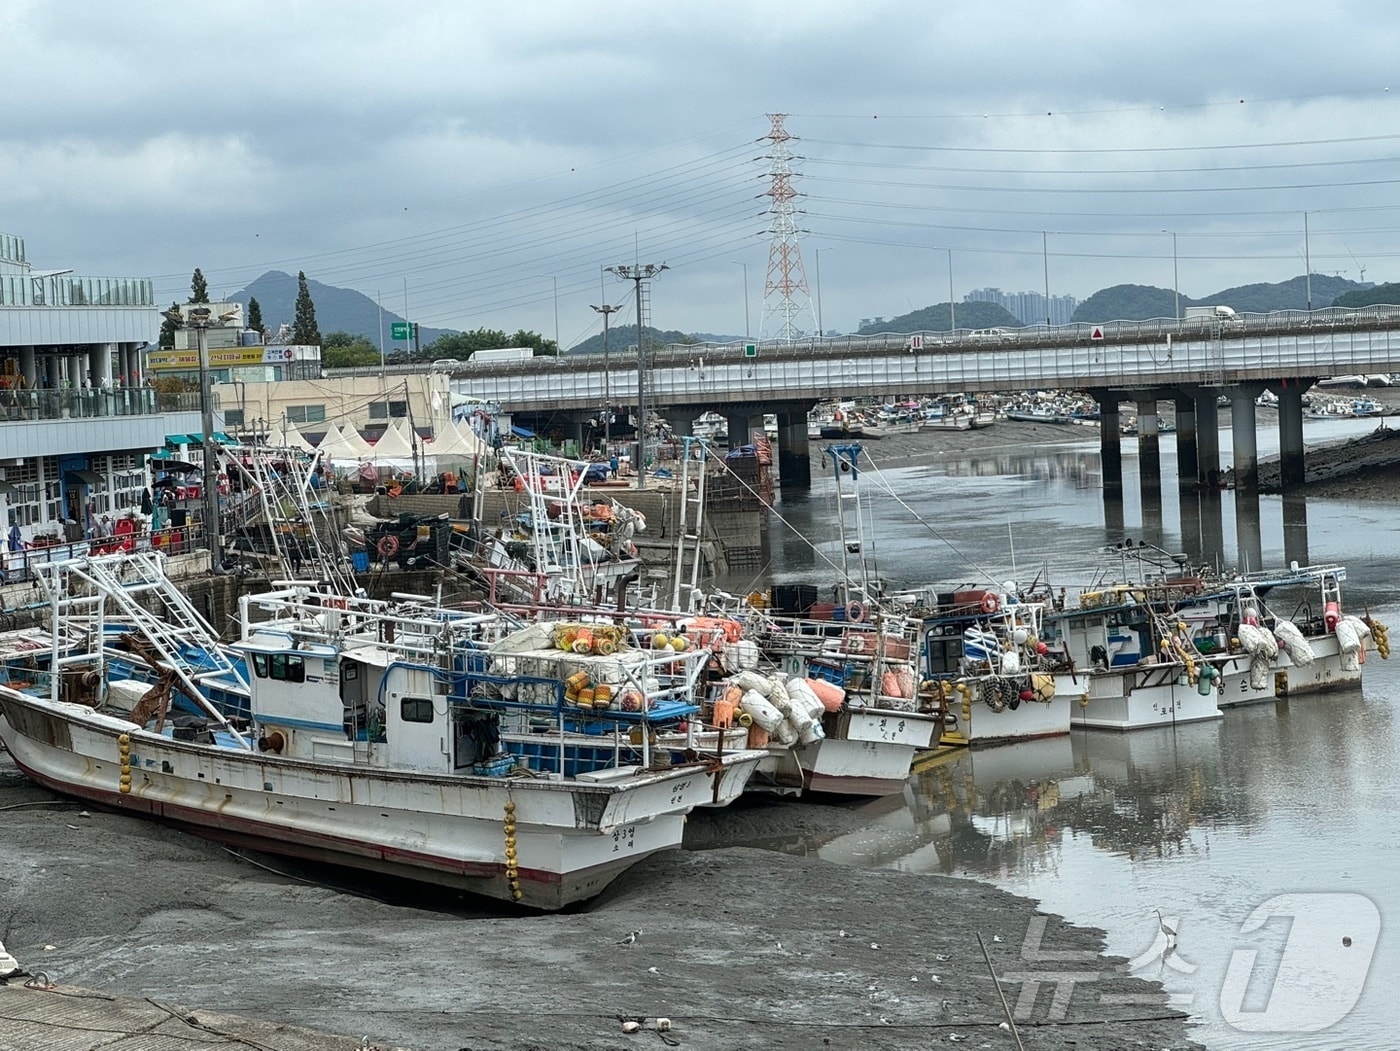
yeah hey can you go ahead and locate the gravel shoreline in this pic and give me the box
[0,752,1202,1050]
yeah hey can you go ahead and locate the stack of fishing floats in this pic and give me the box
[709,671,845,750]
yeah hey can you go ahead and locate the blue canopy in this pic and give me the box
[511,425,536,438]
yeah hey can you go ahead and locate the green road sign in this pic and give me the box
[391,322,410,340]
[744,343,757,358]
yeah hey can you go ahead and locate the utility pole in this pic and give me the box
[606,263,668,489]
[590,302,621,451]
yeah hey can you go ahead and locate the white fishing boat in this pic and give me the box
[0,553,764,910]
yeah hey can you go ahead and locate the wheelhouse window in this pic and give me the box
[400,696,434,723]
[250,651,305,682]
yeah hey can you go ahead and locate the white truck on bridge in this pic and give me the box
[1185,305,1239,320]
[469,347,535,366]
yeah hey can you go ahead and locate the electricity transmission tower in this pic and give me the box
[759,113,817,342]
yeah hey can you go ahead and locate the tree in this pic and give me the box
[189,268,209,304]
[292,271,321,346]
[321,331,382,368]
[247,297,264,337]
[158,301,181,348]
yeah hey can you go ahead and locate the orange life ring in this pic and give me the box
[981,593,1000,614]
[377,534,400,559]
[845,601,866,623]
[326,597,348,610]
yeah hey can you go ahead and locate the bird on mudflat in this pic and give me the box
[1155,910,1178,945]
[620,929,642,946]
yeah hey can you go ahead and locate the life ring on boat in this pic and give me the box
[845,601,867,623]
[981,593,1000,614]
[377,534,400,559]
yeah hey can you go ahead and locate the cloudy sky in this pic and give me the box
[6,0,1400,346]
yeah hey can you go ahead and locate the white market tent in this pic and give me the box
[427,419,495,464]
[316,422,371,461]
[265,420,316,453]
[366,417,434,474]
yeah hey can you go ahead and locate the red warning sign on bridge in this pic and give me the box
[1090,326,1105,341]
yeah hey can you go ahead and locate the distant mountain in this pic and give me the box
[1071,285,1180,323]
[1070,275,1370,323]
[568,326,697,356]
[224,271,455,349]
[855,301,1021,335]
[1324,283,1398,309]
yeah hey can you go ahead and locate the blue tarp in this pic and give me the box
[511,425,536,438]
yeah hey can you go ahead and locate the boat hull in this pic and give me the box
[0,692,759,910]
[942,687,1073,746]
[1216,635,1363,707]
[1067,665,1222,731]
[796,708,940,795]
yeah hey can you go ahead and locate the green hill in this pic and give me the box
[856,301,1021,335]
[1071,275,1370,323]
[228,271,455,350]
[1332,282,1400,308]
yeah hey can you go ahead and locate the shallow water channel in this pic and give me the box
[736,421,1400,1050]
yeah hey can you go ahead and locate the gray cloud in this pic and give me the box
[5,0,1400,343]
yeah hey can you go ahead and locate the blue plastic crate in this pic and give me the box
[352,551,369,572]
[807,660,850,687]
[471,755,515,777]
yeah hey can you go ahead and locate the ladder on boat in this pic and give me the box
[36,553,252,726]
[671,436,710,612]
[823,443,872,607]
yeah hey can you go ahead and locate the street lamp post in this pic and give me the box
[813,249,826,337]
[590,303,620,450]
[1303,212,1313,312]
[541,275,560,349]
[946,248,955,334]
[1163,230,1180,320]
[162,305,222,561]
[1042,231,1051,327]
[731,261,750,338]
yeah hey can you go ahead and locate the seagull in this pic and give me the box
[870,942,880,950]
[1155,910,1178,946]
[620,929,642,946]
[929,974,942,983]
[933,953,950,962]
[839,929,848,938]
[992,935,1003,943]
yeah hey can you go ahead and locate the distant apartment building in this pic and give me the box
[965,288,1079,327]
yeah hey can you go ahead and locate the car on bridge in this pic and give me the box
[969,327,1016,343]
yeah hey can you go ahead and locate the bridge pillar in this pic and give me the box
[1136,399,1161,494]
[776,409,812,489]
[1282,490,1310,568]
[725,411,752,448]
[662,410,695,438]
[1200,488,1227,569]
[1234,485,1264,575]
[1174,396,1197,491]
[1194,393,1222,488]
[1093,393,1123,497]
[1229,390,1261,490]
[1178,489,1204,557]
[1278,388,1307,487]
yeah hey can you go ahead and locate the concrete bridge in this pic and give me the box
[450,305,1400,494]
